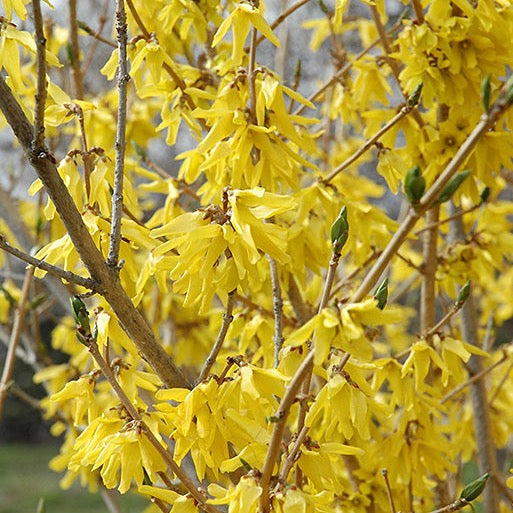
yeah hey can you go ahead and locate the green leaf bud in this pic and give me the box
[479,186,490,205]
[407,82,423,107]
[481,74,491,112]
[240,458,252,472]
[71,295,91,334]
[374,278,389,310]
[456,280,471,307]
[438,169,471,204]
[404,165,425,204]
[330,206,349,255]
[460,472,489,502]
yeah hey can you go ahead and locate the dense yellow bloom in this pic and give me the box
[4,0,513,511]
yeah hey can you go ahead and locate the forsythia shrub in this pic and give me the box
[1,1,513,513]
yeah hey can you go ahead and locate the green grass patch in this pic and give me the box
[0,444,148,513]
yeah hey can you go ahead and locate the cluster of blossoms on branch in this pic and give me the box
[1,0,513,513]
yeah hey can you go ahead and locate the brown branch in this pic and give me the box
[441,350,509,404]
[278,424,308,485]
[294,18,404,117]
[267,255,284,367]
[489,357,513,406]
[287,274,313,324]
[0,267,34,421]
[245,0,310,52]
[197,291,236,383]
[415,205,479,236]
[32,0,47,150]
[69,0,84,98]
[81,1,115,76]
[124,0,200,118]
[295,38,380,116]
[248,26,258,122]
[411,0,425,24]
[420,206,439,334]
[107,0,129,270]
[424,303,460,339]
[449,210,500,513]
[329,249,382,299]
[0,234,100,291]
[66,103,94,202]
[382,469,397,513]
[322,104,414,183]
[0,76,188,389]
[428,498,471,513]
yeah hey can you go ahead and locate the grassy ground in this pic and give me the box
[0,444,148,513]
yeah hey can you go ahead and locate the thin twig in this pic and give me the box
[248,26,258,122]
[428,498,471,513]
[322,105,414,183]
[235,292,295,326]
[420,206,439,334]
[87,338,219,513]
[415,205,479,236]
[411,0,425,24]
[68,0,84,98]
[0,234,100,291]
[0,267,35,421]
[396,251,423,272]
[489,357,513,406]
[381,469,397,513]
[294,38,380,116]
[99,486,124,513]
[329,250,382,299]
[441,351,509,404]
[287,275,312,324]
[369,4,424,129]
[67,103,94,202]
[82,1,114,75]
[267,255,284,367]
[107,0,129,270]
[32,0,47,150]
[278,424,308,484]
[245,0,310,52]
[294,18,404,117]
[197,291,236,383]
[424,304,460,339]
[294,253,342,476]
[124,0,201,119]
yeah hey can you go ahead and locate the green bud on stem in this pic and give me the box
[481,74,491,113]
[456,280,471,308]
[330,206,349,255]
[460,472,489,502]
[404,165,425,204]
[374,278,389,310]
[438,169,471,204]
[407,82,423,107]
